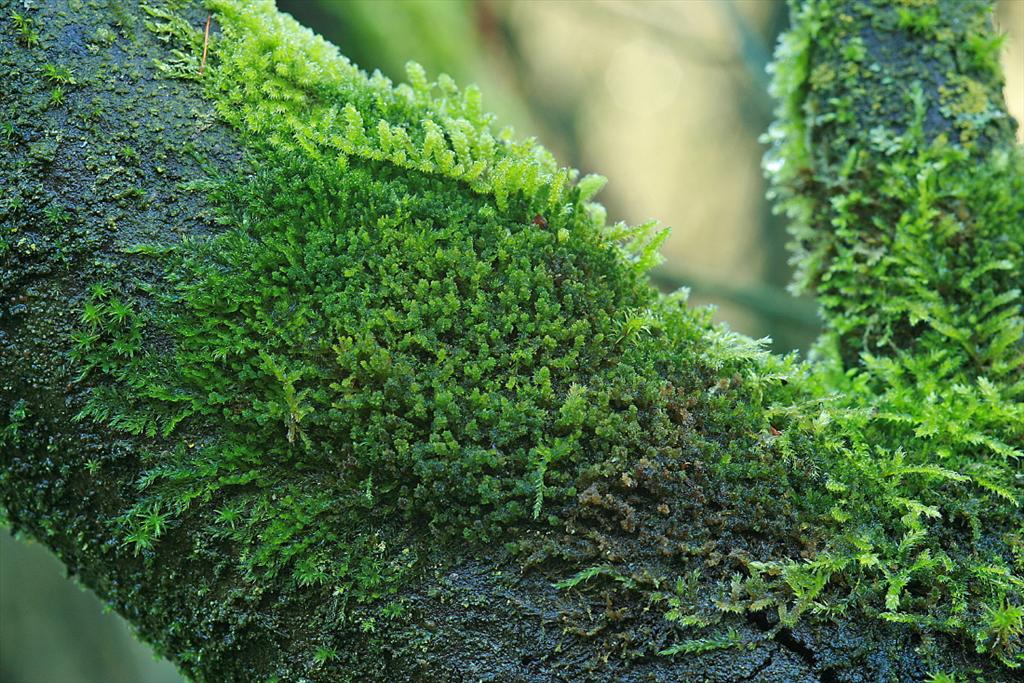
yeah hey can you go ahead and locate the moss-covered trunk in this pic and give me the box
[1,1,1020,682]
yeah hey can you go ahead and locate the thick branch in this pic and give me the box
[1,1,1020,682]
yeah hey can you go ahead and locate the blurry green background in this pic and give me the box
[3,1,1022,680]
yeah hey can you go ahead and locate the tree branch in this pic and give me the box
[766,0,1021,367]
[2,1,1020,681]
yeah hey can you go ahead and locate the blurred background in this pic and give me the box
[3,1,1022,681]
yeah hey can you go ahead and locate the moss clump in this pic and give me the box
[9,10,43,49]
[200,0,571,212]
[78,0,769,613]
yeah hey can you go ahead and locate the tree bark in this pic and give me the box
[1,1,1020,682]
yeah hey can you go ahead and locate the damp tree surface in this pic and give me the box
[1,1,1021,681]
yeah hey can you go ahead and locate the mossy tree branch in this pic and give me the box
[1,1,1020,682]
[766,0,1021,368]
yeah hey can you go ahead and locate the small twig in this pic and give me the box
[199,14,211,76]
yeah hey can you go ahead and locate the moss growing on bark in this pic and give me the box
[762,0,1023,669]
[80,0,775,615]
[2,0,1021,679]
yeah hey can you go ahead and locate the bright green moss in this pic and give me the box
[77,0,765,616]
[199,0,580,213]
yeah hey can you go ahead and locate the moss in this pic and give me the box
[9,10,43,49]
[89,25,118,50]
[78,0,770,621]
[1,1,276,679]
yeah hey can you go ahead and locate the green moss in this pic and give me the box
[73,0,767,646]
[0,399,29,448]
[10,10,43,49]
[89,26,118,50]
[79,82,738,574]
